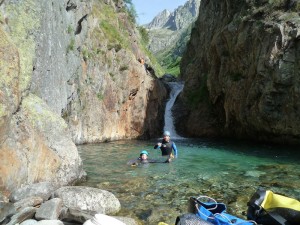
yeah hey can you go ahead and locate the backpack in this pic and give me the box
[247,188,300,225]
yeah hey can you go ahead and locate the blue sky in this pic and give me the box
[132,0,188,25]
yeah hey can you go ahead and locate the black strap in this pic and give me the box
[254,207,292,225]
[267,211,291,225]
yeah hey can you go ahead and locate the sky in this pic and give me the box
[131,0,188,25]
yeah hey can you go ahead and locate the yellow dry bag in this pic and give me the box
[247,188,300,225]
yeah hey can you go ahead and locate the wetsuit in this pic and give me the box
[154,139,178,158]
[127,157,168,166]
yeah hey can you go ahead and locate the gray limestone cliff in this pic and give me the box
[0,0,167,195]
[178,0,300,144]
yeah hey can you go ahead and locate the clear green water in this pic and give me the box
[77,138,300,225]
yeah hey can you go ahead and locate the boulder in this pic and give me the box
[14,197,44,211]
[20,219,38,225]
[6,207,36,225]
[35,198,62,220]
[35,220,64,225]
[59,207,95,223]
[0,202,16,223]
[83,214,125,225]
[9,182,59,203]
[53,186,121,215]
[113,216,139,225]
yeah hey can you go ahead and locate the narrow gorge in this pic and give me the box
[1,0,300,224]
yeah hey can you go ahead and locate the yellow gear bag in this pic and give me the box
[247,188,300,225]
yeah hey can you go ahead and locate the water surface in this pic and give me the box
[77,138,300,225]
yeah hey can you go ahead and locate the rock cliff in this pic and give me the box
[61,0,167,143]
[0,0,167,194]
[178,0,300,144]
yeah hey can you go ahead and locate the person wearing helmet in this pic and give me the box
[154,131,178,161]
[139,150,149,161]
[127,150,160,166]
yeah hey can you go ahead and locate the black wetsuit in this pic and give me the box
[127,157,169,166]
[154,139,178,157]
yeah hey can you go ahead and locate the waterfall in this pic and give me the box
[163,82,184,139]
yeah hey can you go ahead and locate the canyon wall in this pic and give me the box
[178,0,300,144]
[0,0,167,194]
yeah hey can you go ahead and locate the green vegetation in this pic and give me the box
[0,12,4,24]
[23,94,68,129]
[119,65,129,71]
[67,25,73,34]
[82,47,88,60]
[138,26,149,45]
[109,72,115,78]
[268,0,285,7]
[6,0,41,92]
[85,77,93,85]
[67,38,75,53]
[139,42,165,76]
[156,49,181,77]
[100,19,128,49]
[165,57,181,76]
[97,92,104,101]
[296,2,300,11]
[153,24,194,77]
[123,0,137,24]
[186,74,210,108]
[264,0,300,12]
[90,2,135,54]
[107,43,122,52]
[89,0,165,77]
[230,72,243,82]
[136,26,165,76]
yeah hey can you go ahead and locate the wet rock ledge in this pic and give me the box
[0,182,137,225]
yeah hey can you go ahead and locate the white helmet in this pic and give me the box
[163,131,171,136]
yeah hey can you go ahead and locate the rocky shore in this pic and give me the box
[0,182,137,225]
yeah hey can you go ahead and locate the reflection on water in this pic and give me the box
[77,138,300,225]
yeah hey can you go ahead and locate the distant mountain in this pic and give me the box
[143,0,201,75]
[145,0,200,31]
[145,9,171,29]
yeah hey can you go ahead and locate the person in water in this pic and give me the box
[127,150,170,166]
[154,131,178,162]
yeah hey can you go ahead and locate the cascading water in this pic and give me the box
[163,81,184,139]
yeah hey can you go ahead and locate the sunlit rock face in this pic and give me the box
[0,0,90,193]
[178,0,300,144]
[0,0,167,194]
[61,0,167,143]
